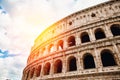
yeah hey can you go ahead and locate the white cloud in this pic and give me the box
[0,55,26,79]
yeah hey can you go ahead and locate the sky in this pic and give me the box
[0,0,108,80]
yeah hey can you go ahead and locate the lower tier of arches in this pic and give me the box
[22,43,120,80]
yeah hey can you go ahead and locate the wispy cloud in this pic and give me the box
[0,49,20,58]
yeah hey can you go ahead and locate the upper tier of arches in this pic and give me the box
[34,0,120,49]
[28,23,120,63]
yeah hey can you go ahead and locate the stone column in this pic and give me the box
[33,67,37,79]
[89,29,96,42]
[50,60,54,75]
[39,64,43,78]
[75,34,81,46]
[41,62,44,77]
[77,52,82,72]
[112,43,120,66]
[79,53,84,71]
[62,54,67,74]
[44,47,48,55]
[27,70,31,80]
[94,48,103,72]
[54,42,57,52]
[64,38,68,49]
[104,24,113,38]
[25,70,30,80]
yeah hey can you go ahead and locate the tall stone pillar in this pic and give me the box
[50,60,54,75]
[89,29,96,42]
[62,54,67,74]
[54,42,57,52]
[112,43,120,66]
[64,39,68,49]
[94,48,103,72]
[77,52,82,72]
[41,62,44,77]
[76,34,81,46]
[104,24,113,38]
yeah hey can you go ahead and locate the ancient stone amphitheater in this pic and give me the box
[22,0,120,80]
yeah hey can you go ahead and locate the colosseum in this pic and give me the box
[22,0,120,80]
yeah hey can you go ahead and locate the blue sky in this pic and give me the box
[0,0,108,79]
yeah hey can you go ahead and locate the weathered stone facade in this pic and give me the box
[22,0,120,80]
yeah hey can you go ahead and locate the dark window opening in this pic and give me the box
[36,65,41,77]
[91,13,96,17]
[30,68,35,78]
[69,21,72,25]
[76,17,78,20]
[54,60,62,73]
[81,32,90,43]
[115,6,118,9]
[110,24,120,36]
[69,57,77,71]
[95,28,106,40]
[68,36,76,47]
[101,50,117,67]
[83,15,86,17]
[83,54,95,69]
[57,40,64,51]
[44,62,51,75]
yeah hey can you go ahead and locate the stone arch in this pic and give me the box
[83,53,95,69]
[68,56,77,71]
[54,59,62,73]
[110,24,120,36]
[48,44,54,53]
[57,40,64,51]
[67,36,76,47]
[43,62,51,75]
[101,49,117,67]
[36,65,42,77]
[94,28,106,40]
[30,68,35,78]
[80,32,90,43]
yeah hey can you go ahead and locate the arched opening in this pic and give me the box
[110,24,120,36]
[54,59,62,73]
[83,53,95,69]
[57,40,64,51]
[36,65,41,77]
[48,44,54,53]
[101,49,117,67]
[68,56,77,71]
[30,68,35,78]
[44,62,51,75]
[67,36,76,47]
[95,28,106,40]
[81,32,90,43]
